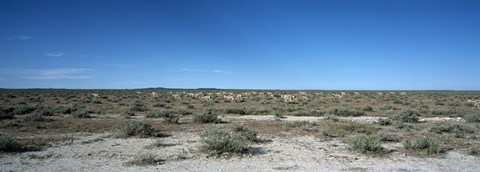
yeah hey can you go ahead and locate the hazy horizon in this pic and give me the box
[1,0,479,90]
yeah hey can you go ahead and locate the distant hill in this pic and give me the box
[136,87,219,90]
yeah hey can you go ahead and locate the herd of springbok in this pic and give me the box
[89,91,480,109]
[468,99,480,109]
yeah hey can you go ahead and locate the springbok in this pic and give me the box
[224,95,235,101]
[172,94,180,99]
[201,96,212,101]
[300,96,309,101]
[150,92,158,97]
[468,99,480,109]
[281,94,297,103]
[91,93,99,98]
[235,94,243,101]
[331,94,343,98]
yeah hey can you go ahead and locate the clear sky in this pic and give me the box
[1,0,479,90]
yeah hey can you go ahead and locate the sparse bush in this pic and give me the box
[146,110,180,124]
[429,109,463,117]
[403,137,441,154]
[153,103,167,108]
[324,114,339,122]
[129,102,147,112]
[430,124,474,135]
[377,132,401,142]
[193,110,222,124]
[321,129,337,137]
[25,112,46,122]
[72,109,91,118]
[232,125,259,142]
[468,147,480,155]
[392,110,420,123]
[274,112,285,119]
[0,106,15,119]
[465,113,480,122]
[362,106,374,112]
[13,105,37,115]
[393,99,403,104]
[340,123,376,134]
[224,108,247,115]
[377,118,392,126]
[127,153,164,166]
[327,108,365,116]
[119,121,155,138]
[447,101,461,107]
[346,135,383,153]
[394,121,414,130]
[379,104,399,111]
[199,127,255,155]
[286,121,316,131]
[464,102,475,107]
[147,139,175,148]
[0,135,22,152]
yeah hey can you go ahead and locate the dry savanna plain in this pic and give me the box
[1,89,480,171]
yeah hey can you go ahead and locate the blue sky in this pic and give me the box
[1,0,479,90]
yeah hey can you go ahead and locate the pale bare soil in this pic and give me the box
[1,115,479,172]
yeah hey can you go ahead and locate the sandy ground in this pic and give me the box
[1,115,478,172]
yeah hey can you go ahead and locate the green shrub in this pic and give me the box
[392,110,420,123]
[13,105,37,115]
[362,106,374,112]
[274,112,285,119]
[193,110,222,124]
[25,112,46,122]
[340,123,376,134]
[346,135,383,153]
[0,135,22,152]
[464,102,475,107]
[146,110,179,124]
[224,108,247,115]
[465,113,480,122]
[327,108,365,116]
[0,106,15,119]
[199,128,254,155]
[429,109,463,117]
[430,124,474,135]
[379,104,399,111]
[403,137,441,154]
[468,147,480,155]
[286,121,315,131]
[232,125,259,142]
[153,103,167,108]
[72,109,91,118]
[377,132,401,142]
[377,118,392,125]
[324,114,339,122]
[129,102,147,112]
[321,129,337,137]
[120,121,155,138]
